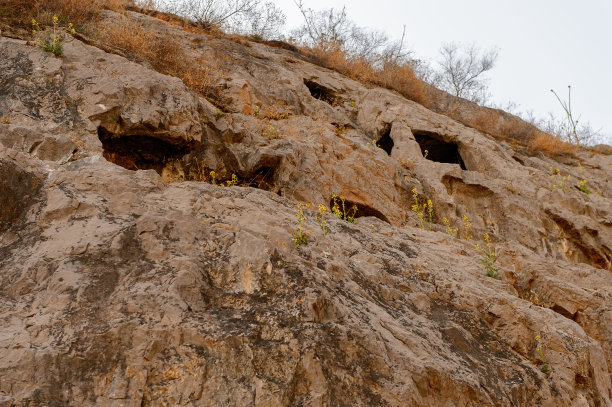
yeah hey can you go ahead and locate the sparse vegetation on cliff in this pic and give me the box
[4,0,603,155]
[476,233,500,279]
[32,15,75,56]
[292,202,311,248]
[0,1,611,404]
[535,334,550,374]
[331,194,357,223]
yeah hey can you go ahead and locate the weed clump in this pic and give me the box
[475,233,500,279]
[315,204,328,236]
[410,187,435,230]
[292,202,311,248]
[32,15,75,56]
[461,215,472,240]
[577,179,592,194]
[522,290,546,307]
[442,217,458,237]
[530,132,578,156]
[535,334,550,374]
[549,167,570,192]
[331,194,357,223]
[261,122,281,139]
[411,187,425,229]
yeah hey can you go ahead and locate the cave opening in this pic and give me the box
[98,126,193,174]
[304,79,339,105]
[242,165,279,193]
[328,197,390,224]
[376,123,394,155]
[413,132,466,170]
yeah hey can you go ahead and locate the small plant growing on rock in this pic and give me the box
[411,187,426,229]
[461,215,472,240]
[399,158,416,171]
[535,334,550,374]
[315,204,329,236]
[331,194,357,223]
[71,132,84,150]
[293,202,312,248]
[442,217,458,237]
[522,290,545,307]
[0,116,9,124]
[505,180,517,193]
[549,167,570,192]
[209,171,217,184]
[333,124,348,136]
[577,179,592,194]
[426,199,434,231]
[262,122,281,139]
[260,108,291,121]
[476,233,500,279]
[190,160,208,182]
[224,174,238,187]
[32,16,75,57]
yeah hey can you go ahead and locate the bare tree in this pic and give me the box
[154,0,285,39]
[550,85,601,145]
[436,42,498,104]
[292,1,352,49]
[345,26,389,61]
[378,25,415,68]
[227,1,286,40]
[292,1,411,67]
[176,0,261,30]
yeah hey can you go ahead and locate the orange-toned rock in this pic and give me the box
[0,10,610,406]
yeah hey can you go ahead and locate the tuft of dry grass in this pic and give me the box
[529,132,578,156]
[469,109,540,145]
[0,0,109,29]
[303,44,582,157]
[471,109,578,156]
[0,0,222,103]
[0,1,587,158]
[306,46,429,105]
[97,17,223,103]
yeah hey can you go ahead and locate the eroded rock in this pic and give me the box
[0,11,611,406]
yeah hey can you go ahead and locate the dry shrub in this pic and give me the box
[3,0,569,154]
[98,17,222,103]
[470,109,578,157]
[378,63,429,105]
[469,109,539,146]
[303,42,581,155]
[469,110,502,136]
[0,0,222,104]
[0,0,103,28]
[529,132,578,156]
[307,46,429,105]
[97,17,155,57]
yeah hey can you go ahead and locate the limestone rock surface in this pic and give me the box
[0,11,611,407]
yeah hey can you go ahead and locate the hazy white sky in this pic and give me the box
[270,0,612,143]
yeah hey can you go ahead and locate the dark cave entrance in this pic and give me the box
[413,132,466,170]
[376,123,394,155]
[242,165,279,193]
[304,79,340,105]
[328,197,390,224]
[98,127,193,174]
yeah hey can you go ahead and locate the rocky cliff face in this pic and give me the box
[1,10,611,407]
